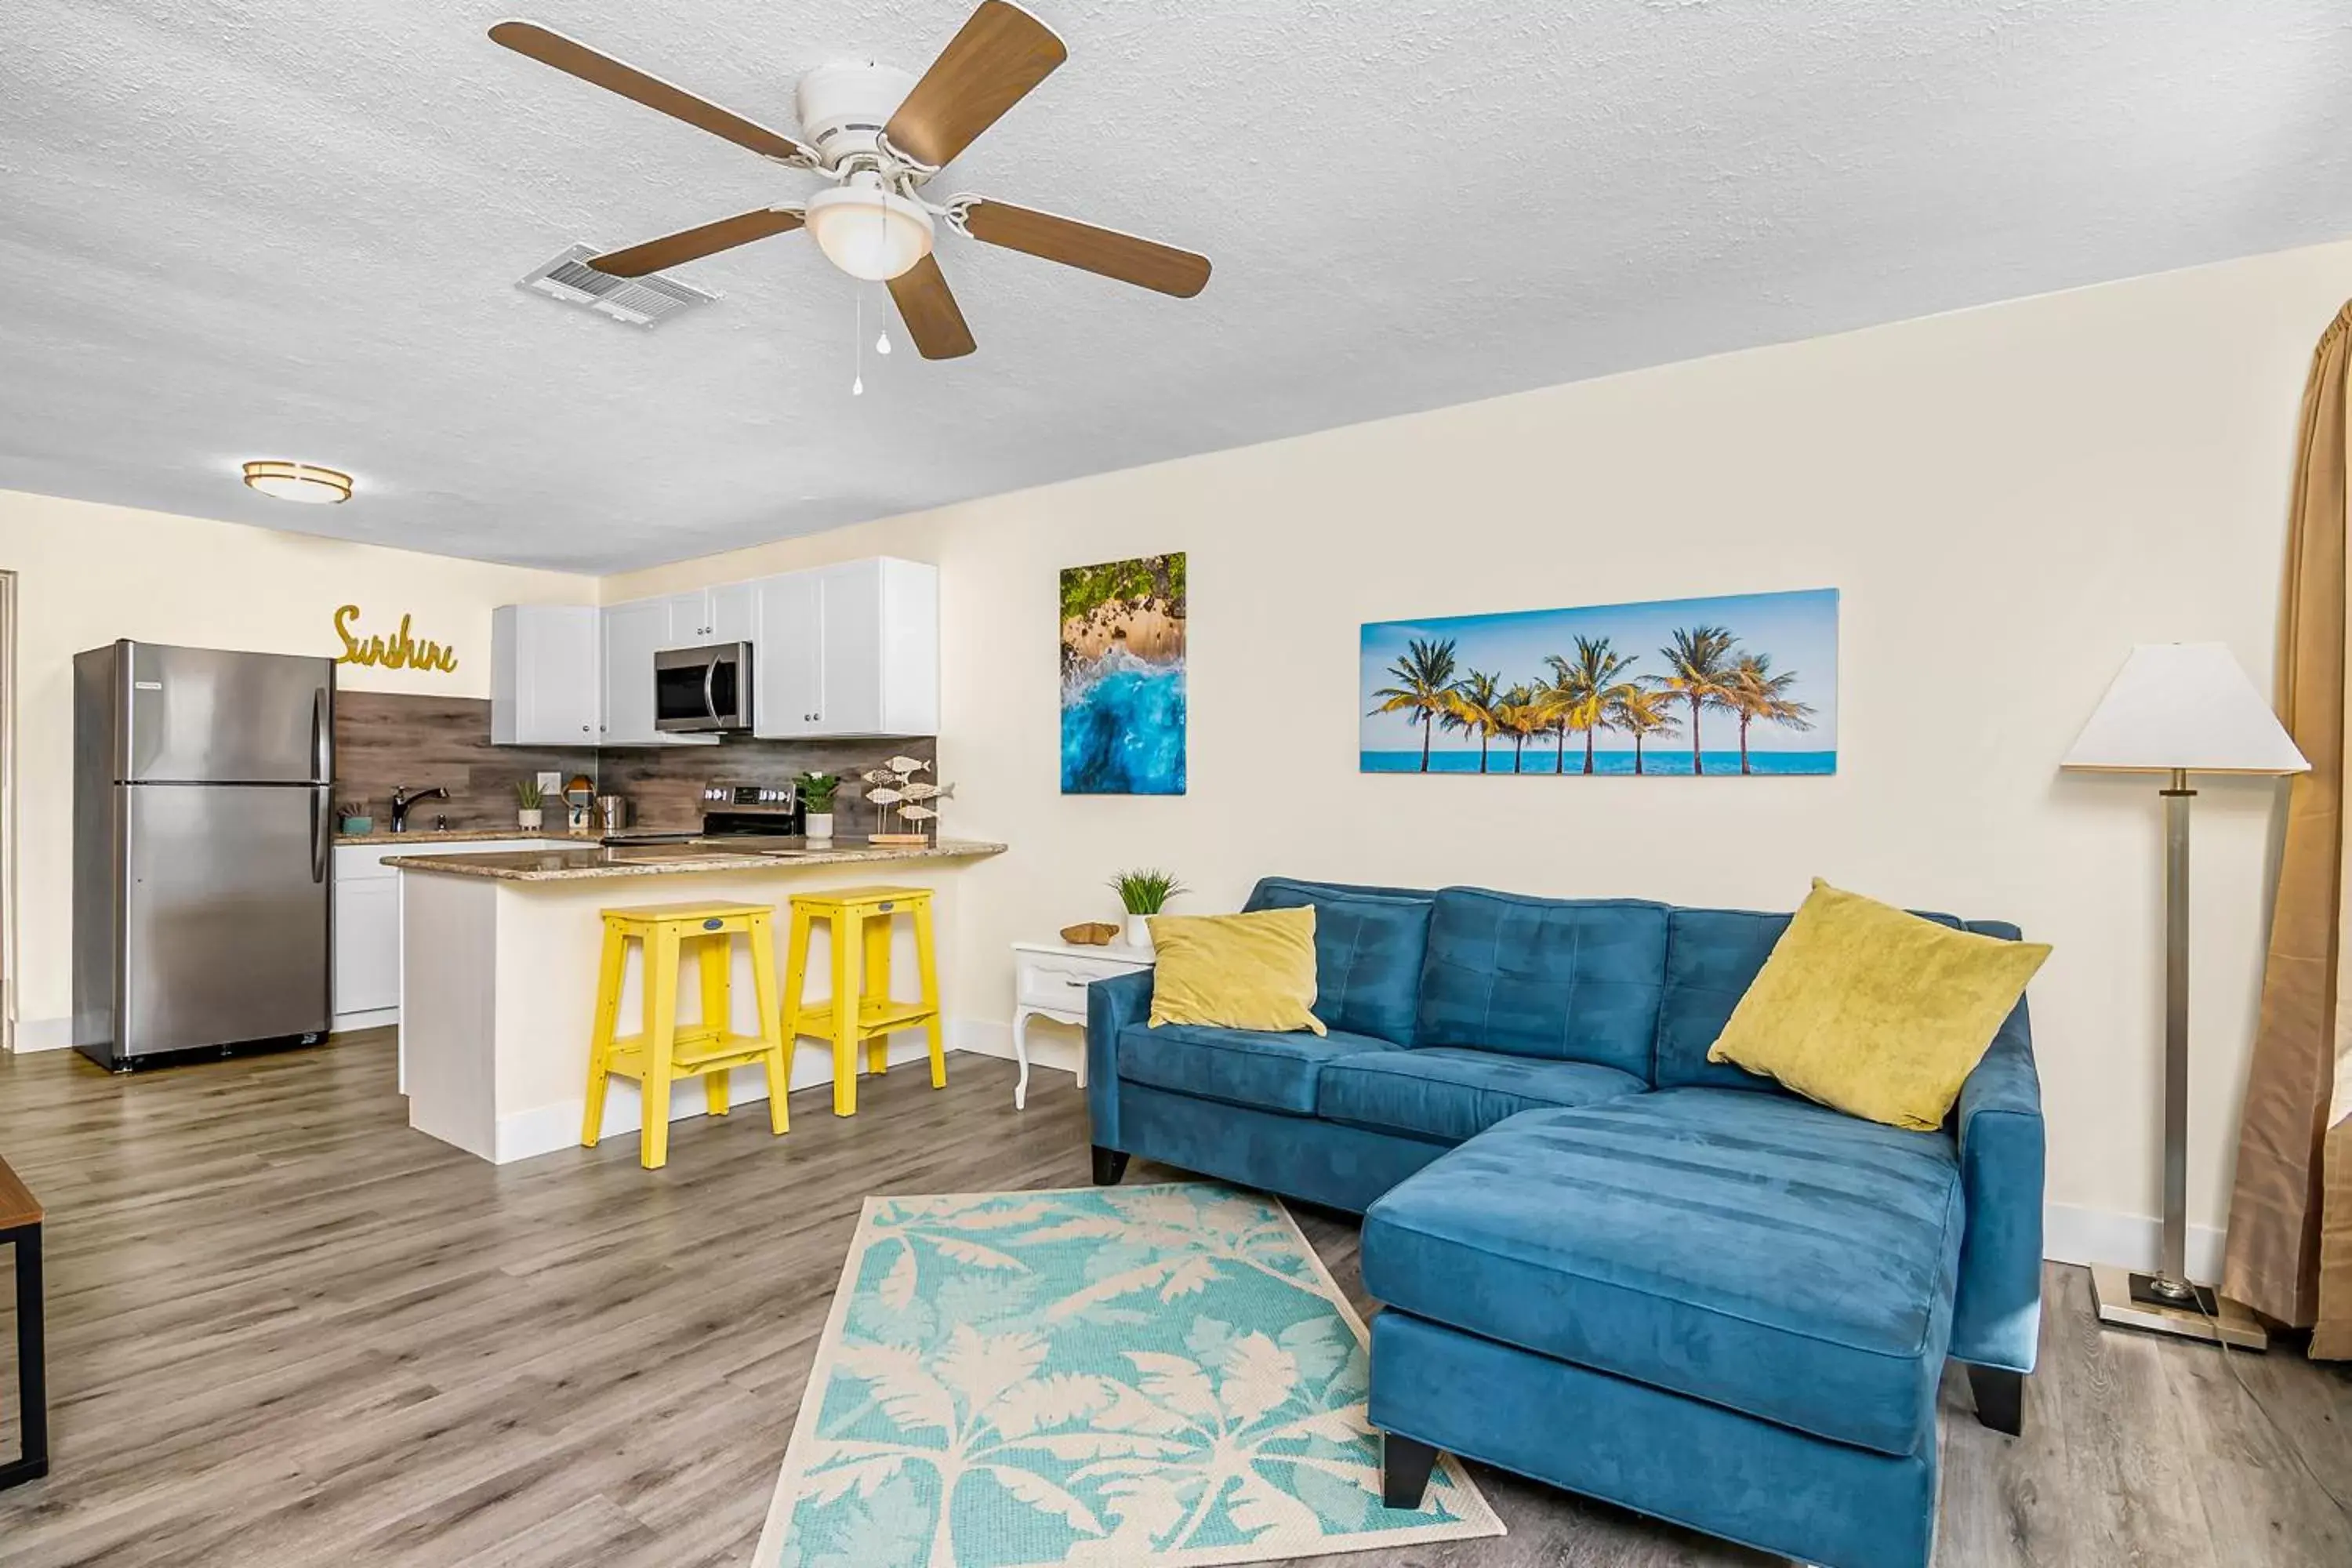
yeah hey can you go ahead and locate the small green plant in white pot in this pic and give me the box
[1110,868,1186,953]
[515,778,544,831]
[798,772,840,841]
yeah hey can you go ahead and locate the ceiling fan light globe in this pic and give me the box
[804,185,935,282]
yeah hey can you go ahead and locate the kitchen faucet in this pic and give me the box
[389,785,450,833]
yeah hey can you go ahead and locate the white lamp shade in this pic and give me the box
[2062,642,2309,775]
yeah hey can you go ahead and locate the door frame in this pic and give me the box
[0,570,17,1053]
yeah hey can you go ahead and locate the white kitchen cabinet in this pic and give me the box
[332,837,565,1061]
[709,580,758,643]
[652,585,752,644]
[656,590,714,644]
[753,557,938,738]
[334,876,402,1018]
[598,597,718,747]
[600,598,666,746]
[752,570,822,737]
[490,604,601,744]
[497,557,935,750]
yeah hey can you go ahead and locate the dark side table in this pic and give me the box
[0,1156,43,1490]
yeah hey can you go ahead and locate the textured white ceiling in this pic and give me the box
[5,2,2350,572]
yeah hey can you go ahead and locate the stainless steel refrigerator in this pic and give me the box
[72,641,335,1068]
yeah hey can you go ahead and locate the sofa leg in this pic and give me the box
[1967,1364,2024,1436]
[1091,1145,1131,1186]
[1381,1432,1439,1510]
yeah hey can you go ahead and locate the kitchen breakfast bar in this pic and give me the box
[386,838,1006,1163]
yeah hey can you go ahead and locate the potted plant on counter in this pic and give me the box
[797,772,840,842]
[1109,868,1186,953]
[515,778,544,831]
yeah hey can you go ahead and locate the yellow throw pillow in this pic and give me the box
[1146,907,1326,1036]
[1707,879,2050,1131]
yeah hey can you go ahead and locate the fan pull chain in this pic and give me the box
[851,289,865,397]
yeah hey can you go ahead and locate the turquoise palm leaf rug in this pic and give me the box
[754,1182,1504,1567]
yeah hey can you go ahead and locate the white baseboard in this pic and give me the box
[492,1033,943,1164]
[331,1007,398,1036]
[2042,1202,2225,1283]
[953,1015,1085,1080]
[11,1015,73,1053]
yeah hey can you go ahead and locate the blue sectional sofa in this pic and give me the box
[1084,876,2045,1568]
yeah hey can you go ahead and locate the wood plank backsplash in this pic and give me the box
[332,692,588,831]
[332,691,937,836]
[593,739,938,837]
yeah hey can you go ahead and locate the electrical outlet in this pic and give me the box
[536,771,562,795]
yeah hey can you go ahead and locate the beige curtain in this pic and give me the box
[2224,301,2352,1357]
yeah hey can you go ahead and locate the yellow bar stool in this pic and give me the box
[583,902,789,1169]
[781,886,945,1116]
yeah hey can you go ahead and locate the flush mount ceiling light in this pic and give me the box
[804,177,935,282]
[241,460,353,505]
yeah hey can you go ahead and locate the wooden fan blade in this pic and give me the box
[960,200,1211,298]
[887,254,977,359]
[883,1,1066,169]
[489,20,817,165]
[590,209,804,276]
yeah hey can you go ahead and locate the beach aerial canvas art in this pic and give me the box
[1062,553,1186,794]
[1362,587,1838,775]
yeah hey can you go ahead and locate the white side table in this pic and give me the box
[1011,939,1155,1109]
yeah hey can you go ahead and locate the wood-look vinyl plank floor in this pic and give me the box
[0,1032,2346,1566]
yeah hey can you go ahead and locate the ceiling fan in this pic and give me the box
[490,2,1211,360]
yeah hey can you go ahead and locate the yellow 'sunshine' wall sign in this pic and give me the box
[334,604,459,673]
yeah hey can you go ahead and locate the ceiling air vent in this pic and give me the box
[517,244,717,328]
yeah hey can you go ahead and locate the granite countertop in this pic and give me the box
[382,837,1008,882]
[335,828,586,846]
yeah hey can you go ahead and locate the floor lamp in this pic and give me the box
[2062,642,2308,1348]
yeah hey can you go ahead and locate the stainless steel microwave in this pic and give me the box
[654,641,753,733]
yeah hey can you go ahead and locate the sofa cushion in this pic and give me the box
[1414,888,1669,1076]
[1147,908,1327,1036]
[1248,880,1432,1045]
[1318,1048,1646,1144]
[1117,1022,1399,1115]
[1360,1088,1963,1456]
[1246,874,1436,907]
[1655,904,1982,1092]
[1654,908,1797,1092]
[1707,880,2050,1131]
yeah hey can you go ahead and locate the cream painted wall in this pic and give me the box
[607,238,2352,1264]
[0,489,595,1037]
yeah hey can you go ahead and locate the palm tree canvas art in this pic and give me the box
[1360,588,1837,775]
[1063,554,1186,794]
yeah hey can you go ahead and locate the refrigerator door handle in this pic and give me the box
[311,685,330,783]
[311,789,328,884]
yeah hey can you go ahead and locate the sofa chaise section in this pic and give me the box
[1361,1091,1965,1459]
